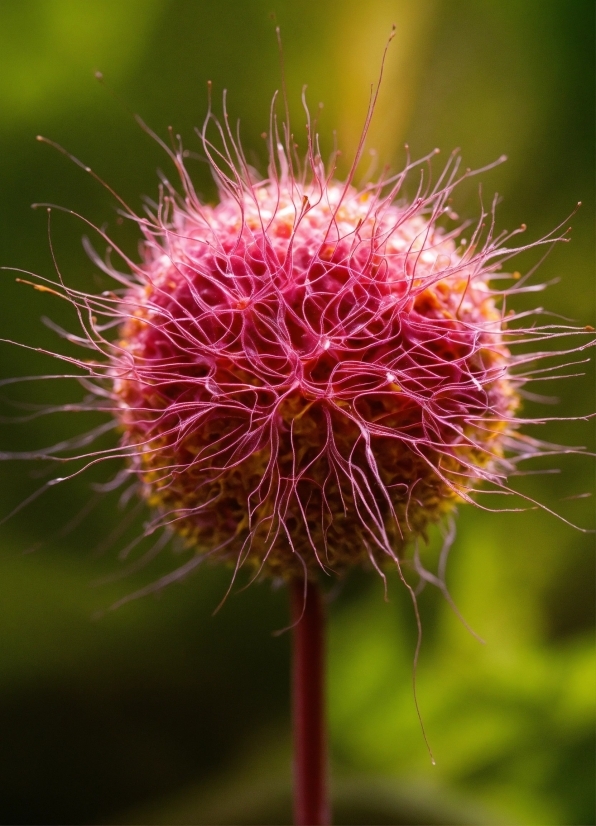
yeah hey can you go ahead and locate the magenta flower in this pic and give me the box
[109,130,554,584]
[10,100,589,587]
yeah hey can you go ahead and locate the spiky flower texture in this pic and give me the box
[111,116,537,583]
[19,84,590,595]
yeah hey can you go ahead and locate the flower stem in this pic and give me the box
[291,578,330,826]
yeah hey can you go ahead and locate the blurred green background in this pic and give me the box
[0,1,594,824]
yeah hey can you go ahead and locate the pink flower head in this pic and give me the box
[106,98,574,582]
[8,88,592,591]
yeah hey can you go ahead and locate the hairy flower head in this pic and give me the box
[109,114,539,581]
[5,91,592,591]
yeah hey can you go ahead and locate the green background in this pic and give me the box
[0,1,594,824]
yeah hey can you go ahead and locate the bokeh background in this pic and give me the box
[0,1,594,824]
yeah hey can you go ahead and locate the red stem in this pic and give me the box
[291,578,330,826]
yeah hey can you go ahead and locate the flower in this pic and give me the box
[11,93,591,590]
[108,108,539,582]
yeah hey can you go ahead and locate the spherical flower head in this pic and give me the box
[112,124,523,580]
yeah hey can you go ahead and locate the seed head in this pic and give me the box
[109,110,539,581]
[7,92,592,592]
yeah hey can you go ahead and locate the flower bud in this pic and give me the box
[112,126,529,580]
